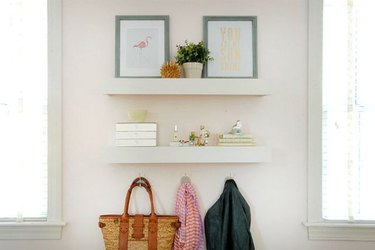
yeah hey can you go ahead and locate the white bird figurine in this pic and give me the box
[230,120,243,134]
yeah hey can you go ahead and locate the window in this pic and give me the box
[306,0,375,240]
[0,0,64,239]
[322,0,375,222]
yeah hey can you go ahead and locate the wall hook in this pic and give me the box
[181,173,191,184]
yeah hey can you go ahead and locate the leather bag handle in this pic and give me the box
[119,177,158,250]
[123,177,156,218]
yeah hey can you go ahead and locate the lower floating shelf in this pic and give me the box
[103,146,271,164]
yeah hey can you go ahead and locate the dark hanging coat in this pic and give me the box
[204,179,255,250]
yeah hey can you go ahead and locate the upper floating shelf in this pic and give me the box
[104,78,271,96]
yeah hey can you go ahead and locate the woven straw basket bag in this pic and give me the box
[99,177,180,250]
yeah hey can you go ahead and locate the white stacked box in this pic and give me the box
[115,122,157,147]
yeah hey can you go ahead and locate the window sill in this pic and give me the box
[0,221,66,239]
[304,222,375,241]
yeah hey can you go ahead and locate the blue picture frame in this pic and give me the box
[203,16,258,78]
[115,15,170,78]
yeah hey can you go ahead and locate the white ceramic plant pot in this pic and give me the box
[182,62,203,78]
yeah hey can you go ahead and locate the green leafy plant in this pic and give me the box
[175,40,213,65]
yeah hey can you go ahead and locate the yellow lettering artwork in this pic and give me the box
[220,27,241,72]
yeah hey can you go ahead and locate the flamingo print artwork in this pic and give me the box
[133,36,152,54]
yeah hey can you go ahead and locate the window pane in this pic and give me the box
[358,111,375,220]
[0,0,47,220]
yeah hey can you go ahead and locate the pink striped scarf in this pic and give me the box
[174,182,204,250]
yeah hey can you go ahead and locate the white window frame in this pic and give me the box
[305,0,375,241]
[0,0,65,240]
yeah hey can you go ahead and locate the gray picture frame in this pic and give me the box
[203,16,258,78]
[115,15,169,78]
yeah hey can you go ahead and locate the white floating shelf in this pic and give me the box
[104,78,270,96]
[103,146,271,164]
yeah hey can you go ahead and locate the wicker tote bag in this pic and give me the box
[99,177,180,250]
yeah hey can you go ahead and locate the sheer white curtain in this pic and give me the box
[0,0,48,220]
[322,0,375,221]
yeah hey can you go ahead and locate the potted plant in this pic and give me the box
[175,40,213,78]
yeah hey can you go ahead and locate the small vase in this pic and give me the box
[182,62,203,78]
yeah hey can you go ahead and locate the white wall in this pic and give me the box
[1,0,375,249]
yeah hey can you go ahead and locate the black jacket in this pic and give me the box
[204,179,255,250]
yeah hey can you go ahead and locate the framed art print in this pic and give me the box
[203,16,257,78]
[115,15,169,78]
